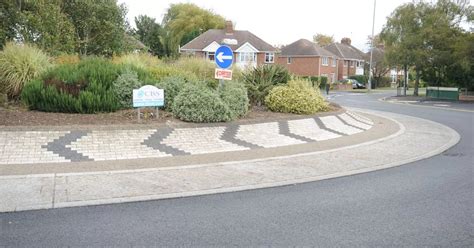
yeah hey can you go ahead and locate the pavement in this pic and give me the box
[0,108,459,213]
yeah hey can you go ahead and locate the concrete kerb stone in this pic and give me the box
[0,109,460,212]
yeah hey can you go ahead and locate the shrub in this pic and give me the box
[113,70,142,108]
[172,57,215,80]
[153,76,187,112]
[147,65,197,82]
[219,81,249,119]
[243,64,290,106]
[265,79,329,115]
[54,54,80,65]
[348,75,368,84]
[21,58,121,113]
[320,76,328,87]
[0,42,51,99]
[172,84,231,122]
[112,53,161,69]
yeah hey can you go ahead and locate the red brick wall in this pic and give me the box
[276,57,320,76]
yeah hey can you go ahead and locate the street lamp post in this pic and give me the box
[368,0,377,92]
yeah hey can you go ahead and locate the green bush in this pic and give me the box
[172,84,231,122]
[219,81,249,119]
[0,42,51,99]
[112,53,161,69]
[154,76,187,112]
[265,79,329,115]
[243,64,290,106]
[320,76,328,88]
[21,58,121,113]
[172,57,215,80]
[348,75,368,84]
[113,70,142,108]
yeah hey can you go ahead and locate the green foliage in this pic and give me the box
[153,76,187,112]
[1,0,76,54]
[162,3,225,57]
[113,70,142,108]
[265,79,329,115]
[313,33,334,46]
[219,81,249,119]
[172,84,231,122]
[21,57,121,113]
[0,42,51,99]
[348,75,368,84]
[243,64,291,106]
[113,53,161,69]
[172,57,215,80]
[63,0,128,56]
[381,0,473,93]
[320,76,328,87]
[134,15,165,57]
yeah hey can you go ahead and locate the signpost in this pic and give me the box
[215,45,234,85]
[133,85,164,121]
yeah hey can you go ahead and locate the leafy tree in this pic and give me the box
[312,33,334,46]
[382,0,473,95]
[134,15,165,57]
[0,1,19,48]
[162,3,225,57]
[381,2,427,95]
[63,0,128,56]
[0,0,76,54]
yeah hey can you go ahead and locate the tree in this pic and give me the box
[0,0,76,54]
[134,15,165,57]
[0,1,19,49]
[63,0,128,56]
[382,0,473,95]
[312,33,334,46]
[381,2,426,96]
[162,3,225,57]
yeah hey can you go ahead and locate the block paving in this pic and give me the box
[0,111,373,164]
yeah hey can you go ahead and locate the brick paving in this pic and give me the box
[0,111,373,164]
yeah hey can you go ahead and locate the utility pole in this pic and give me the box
[368,0,377,92]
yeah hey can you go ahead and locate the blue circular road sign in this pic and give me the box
[215,45,234,69]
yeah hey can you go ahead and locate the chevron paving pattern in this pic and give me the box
[0,111,373,164]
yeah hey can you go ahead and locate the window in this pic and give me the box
[265,53,274,63]
[287,57,292,64]
[322,57,328,66]
[350,61,354,68]
[344,60,348,67]
[238,52,256,62]
[206,52,215,61]
[332,57,337,67]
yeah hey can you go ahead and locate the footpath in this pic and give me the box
[0,109,459,212]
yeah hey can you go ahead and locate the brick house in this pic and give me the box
[325,38,365,80]
[179,21,277,69]
[276,39,339,83]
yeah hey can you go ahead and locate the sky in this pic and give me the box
[119,0,412,52]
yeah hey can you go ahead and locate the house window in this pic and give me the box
[350,61,354,68]
[206,52,215,61]
[332,57,337,67]
[322,57,329,66]
[265,53,274,63]
[287,57,292,64]
[344,60,348,67]
[238,52,256,62]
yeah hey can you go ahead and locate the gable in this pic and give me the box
[236,42,259,53]
[202,41,220,52]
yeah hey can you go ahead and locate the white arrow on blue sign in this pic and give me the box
[215,45,233,69]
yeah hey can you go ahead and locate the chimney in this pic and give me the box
[225,20,234,34]
[341,37,351,45]
[376,44,385,49]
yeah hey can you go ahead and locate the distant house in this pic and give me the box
[325,38,365,80]
[276,39,339,83]
[179,21,277,69]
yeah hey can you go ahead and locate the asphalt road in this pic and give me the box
[1,91,473,247]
